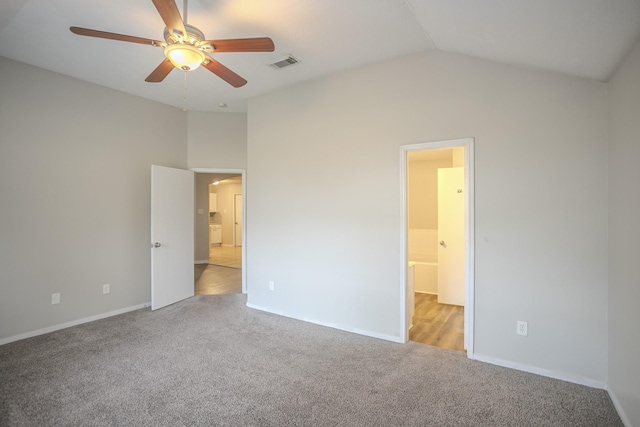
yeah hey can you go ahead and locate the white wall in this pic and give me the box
[187,111,247,169]
[607,39,640,426]
[0,57,187,341]
[247,51,608,384]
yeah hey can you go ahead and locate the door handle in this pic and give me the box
[153,242,162,248]
[439,241,446,246]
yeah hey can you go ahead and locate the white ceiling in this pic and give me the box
[2,0,639,113]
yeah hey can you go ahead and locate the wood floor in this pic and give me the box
[209,245,242,269]
[409,293,464,352]
[195,246,243,295]
[194,264,242,295]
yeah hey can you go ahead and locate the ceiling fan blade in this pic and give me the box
[202,57,247,88]
[70,27,163,46]
[151,0,187,39]
[145,58,174,82]
[205,37,275,52]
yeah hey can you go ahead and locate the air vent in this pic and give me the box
[268,55,299,69]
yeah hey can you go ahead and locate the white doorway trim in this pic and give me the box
[191,168,247,294]
[399,138,475,358]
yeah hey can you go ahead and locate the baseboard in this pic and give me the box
[246,302,404,344]
[194,260,209,264]
[607,386,633,427]
[0,302,150,346]
[472,353,606,389]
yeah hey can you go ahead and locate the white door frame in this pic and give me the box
[191,168,247,294]
[399,138,475,358]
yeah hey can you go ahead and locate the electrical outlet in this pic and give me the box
[517,320,528,336]
[269,281,275,291]
[51,293,60,305]
[102,284,110,295]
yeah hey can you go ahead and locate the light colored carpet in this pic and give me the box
[0,294,622,426]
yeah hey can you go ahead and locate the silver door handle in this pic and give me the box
[153,242,161,248]
[439,241,445,246]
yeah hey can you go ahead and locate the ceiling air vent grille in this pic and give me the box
[268,55,299,69]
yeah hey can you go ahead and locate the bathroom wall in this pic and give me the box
[408,151,453,230]
[408,149,457,294]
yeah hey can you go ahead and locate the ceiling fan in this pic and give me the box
[69,0,275,87]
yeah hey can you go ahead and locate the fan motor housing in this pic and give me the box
[164,24,205,46]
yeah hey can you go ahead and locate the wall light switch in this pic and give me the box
[102,284,110,295]
[51,293,60,305]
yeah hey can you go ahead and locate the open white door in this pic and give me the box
[437,167,464,306]
[151,165,194,310]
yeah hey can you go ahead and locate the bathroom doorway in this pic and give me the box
[401,138,475,357]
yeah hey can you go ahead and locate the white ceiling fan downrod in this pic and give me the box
[183,0,188,25]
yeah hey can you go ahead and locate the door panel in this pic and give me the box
[437,167,464,306]
[234,194,243,247]
[151,165,194,310]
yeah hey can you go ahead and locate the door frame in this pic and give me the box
[192,168,247,294]
[399,138,475,358]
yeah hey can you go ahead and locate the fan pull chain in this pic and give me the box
[183,70,188,112]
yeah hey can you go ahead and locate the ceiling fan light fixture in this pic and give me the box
[164,44,205,71]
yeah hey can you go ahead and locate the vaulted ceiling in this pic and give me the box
[2,0,639,112]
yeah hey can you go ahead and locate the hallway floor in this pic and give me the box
[410,293,464,352]
[195,245,243,295]
[194,264,241,295]
[209,245,242,269]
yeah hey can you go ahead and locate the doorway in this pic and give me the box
[400,139,475,357]
[192,168,246,295]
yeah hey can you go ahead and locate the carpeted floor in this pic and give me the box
[0,294,622,426]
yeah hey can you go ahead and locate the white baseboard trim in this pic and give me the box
[246,302,404,344]
[607,386,632,427]
[472,353,606,389]
[0,302,150,346]
[194,260,209,264]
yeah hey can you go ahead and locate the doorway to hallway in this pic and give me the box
[193,168,246,294]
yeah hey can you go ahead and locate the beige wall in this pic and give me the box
[247,50,608,384]
[452,147,464,167]
[607,39,640,427]
[408,153,453,230]
[187,111,247,169]
[0,57,187,341]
